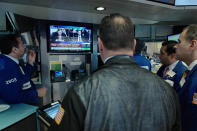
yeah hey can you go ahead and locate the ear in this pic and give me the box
[133,39,136,51]
[98,37,104,53]
[12,47,18,54]
[190,40,197,49]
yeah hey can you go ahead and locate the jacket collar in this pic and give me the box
[105,55,132,64]
[172,61,183,72]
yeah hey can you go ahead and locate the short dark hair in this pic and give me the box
[0,34,21,54]
[99,13,134,50]
[135,38,145,54]
[184,24,197,42]
[162,40,178,55]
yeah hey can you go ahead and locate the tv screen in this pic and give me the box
[168,33,180,42]
[175,0,197,6]
[148,0,175,5]
[48,24,92,53]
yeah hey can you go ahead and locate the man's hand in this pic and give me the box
[27,50,36,66]
[37,87,48,97]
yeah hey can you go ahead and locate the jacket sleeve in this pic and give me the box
[0,79,38,104]
[49,87,86,131]
[21,63,37,79]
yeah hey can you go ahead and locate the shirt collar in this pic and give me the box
[168,60,179,71]
[188,59,197,71]
[4,55,19,64]
[104,56,115,64]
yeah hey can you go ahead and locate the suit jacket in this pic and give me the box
[0,54,38,104]
[157,61,187,93]
[133,53,151,71]
[179,64,197,131]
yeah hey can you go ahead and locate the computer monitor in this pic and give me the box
[148,0,175,5]
[47,23,93,53]
[175,0,197,6]
[167,33,180,42]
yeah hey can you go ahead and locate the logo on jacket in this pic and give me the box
[5,78,17,85]
[192,93,197,105]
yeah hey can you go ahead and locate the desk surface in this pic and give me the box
[0,100,38,130]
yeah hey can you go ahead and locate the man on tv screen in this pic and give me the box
[51,28,67,42]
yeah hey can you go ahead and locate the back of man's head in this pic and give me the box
[0,34,21,55]
[184,24,197,42]
[135,39,145,54]
[162,40,178,55]
[99,13,134,51]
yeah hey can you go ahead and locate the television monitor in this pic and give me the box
[48,24,93,53]
[175,0,197,6]
[148,0,175,5]
[167,33,180,42]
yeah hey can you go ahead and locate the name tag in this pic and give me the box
[166,70,176,77]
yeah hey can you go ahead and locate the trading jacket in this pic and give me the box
[133,53,151,71]
[157,61,187,93]
[179,64,197,131]
[50,55,181,131]
[0,54,38,104]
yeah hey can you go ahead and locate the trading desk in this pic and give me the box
[0,99,39,131]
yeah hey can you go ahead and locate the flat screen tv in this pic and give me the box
[168,33,180,42]
[148,0,175,5]
[175,0,197,6]
[48,23,93,53]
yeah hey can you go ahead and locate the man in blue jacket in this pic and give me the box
[133,38,151,71]
[0,34,47,104]
[176,24,197,131]
[157,40,187,93]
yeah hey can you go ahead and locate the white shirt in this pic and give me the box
[104,56,115,64]
[188,59,197,71]
[4,55,19,64]
[4,55,25,75]
[166,60,179,75]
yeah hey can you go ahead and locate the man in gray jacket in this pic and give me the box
[50,14,181,131]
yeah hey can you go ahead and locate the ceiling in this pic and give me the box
[0,0,197,25]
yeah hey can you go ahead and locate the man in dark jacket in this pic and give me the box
[50,14,181,131]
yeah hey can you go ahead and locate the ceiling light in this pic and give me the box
[96,7,105,11]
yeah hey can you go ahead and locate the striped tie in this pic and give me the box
[163,66,169,78]
[182,70,189,79]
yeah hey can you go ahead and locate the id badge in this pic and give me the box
[180,77,186,88]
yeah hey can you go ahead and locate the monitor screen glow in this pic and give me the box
[175,0,197,6]
[43,103,60,119]
[148,0,175,5]
[168,34,180,42]
[48,24,92,53]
